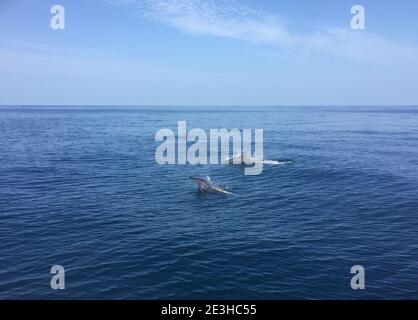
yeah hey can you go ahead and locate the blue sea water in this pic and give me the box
[0,106,417,300]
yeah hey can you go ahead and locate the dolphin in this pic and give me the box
[224,151,255,165]
[190,176,232,194]
[224,151,286,166]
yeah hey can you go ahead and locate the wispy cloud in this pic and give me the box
[106,0,418,65]
[108,0,291,43]
[142,0,290,43]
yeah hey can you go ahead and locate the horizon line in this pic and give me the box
[1,104,418,108]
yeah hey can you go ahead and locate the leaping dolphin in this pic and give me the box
[190,176,232,194]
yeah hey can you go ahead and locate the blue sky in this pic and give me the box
[1,0,418,106]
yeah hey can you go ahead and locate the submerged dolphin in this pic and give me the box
[224,151,256,165]
[224,151,286,165]
[190,176,232,194]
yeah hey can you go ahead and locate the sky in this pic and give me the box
[1,0,418,106]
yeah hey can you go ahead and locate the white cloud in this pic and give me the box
[105,0,418,65]
[142,0,290,43]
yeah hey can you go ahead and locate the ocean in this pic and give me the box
[0,106,417,299]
